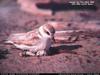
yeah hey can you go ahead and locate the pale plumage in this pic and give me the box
[5,22,55,56]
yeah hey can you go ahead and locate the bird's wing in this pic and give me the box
[5,29,40,46]
[5,33,26,44]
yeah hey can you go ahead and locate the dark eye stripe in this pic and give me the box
[43,26,51,35]
[46,31,50,35]
[44,28,50,35]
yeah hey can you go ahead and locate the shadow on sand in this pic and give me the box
[48,44,82,55]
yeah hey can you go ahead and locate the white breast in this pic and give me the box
[35,37,52,51]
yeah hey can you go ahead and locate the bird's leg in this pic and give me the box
[25,51,36,56]
[20,49,47,57]
[36,50,47,56]
[19,51,35,57]
[20,46,40,56]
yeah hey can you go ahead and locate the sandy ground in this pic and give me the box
[0,0,100,73]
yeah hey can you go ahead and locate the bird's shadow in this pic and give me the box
[48,44,82,55]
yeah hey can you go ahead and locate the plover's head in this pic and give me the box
[38,23,55,42]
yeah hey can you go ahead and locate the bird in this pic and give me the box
[5,22,55,56]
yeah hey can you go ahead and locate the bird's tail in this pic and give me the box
[4,40,14,44]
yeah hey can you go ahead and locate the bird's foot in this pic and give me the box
[19,50,47,57]
[36,50,47,56]
[19,51,35,57]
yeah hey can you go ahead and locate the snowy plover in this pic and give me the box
[5,22,55,56]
